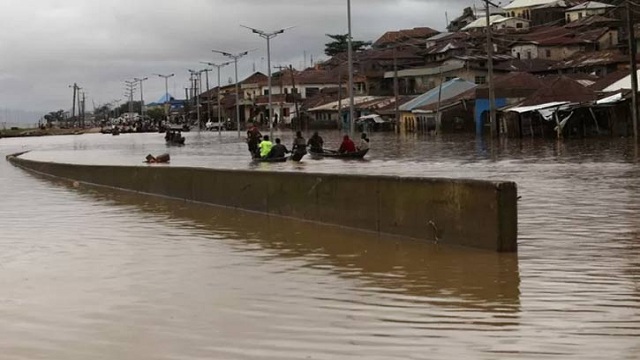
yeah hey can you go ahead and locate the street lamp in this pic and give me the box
[134,77,148,120]
[212,49,250,138]
[201,61,232,136]
[347,0,355,137]
[155,73,175,124]
[241,25,293,139]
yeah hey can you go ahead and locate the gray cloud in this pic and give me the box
[0,0,475,118]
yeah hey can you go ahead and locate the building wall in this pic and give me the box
[566,8,608,22]
[494,18,530,30]
[409,68,487,93]
[538,44,582,60]
[511,44,539,59]
[504,7,533,20]
[598,29,619,50]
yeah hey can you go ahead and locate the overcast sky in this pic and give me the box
[0,0,485,120]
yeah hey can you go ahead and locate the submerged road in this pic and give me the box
[1,131,639,359]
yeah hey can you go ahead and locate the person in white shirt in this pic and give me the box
[357,133,369,151]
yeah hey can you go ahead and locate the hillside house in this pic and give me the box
[565,1,615,23]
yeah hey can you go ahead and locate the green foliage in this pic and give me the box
[146,107,166,122]
[324,34,371,57]
[44,110,65,125]
[117,101,142,115]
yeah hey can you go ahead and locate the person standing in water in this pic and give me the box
[307,131,324,153]
[292,131,307,155]
[246,122,262,156]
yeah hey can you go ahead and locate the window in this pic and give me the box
[283,108,290,117]
[527,50,532,59]
[445,76,456,81]
[475,76,486,85]
[263,89,269,95]
[578,12,583,19]
[284,88,289,94]
[545,49,551,58]
[516,22,523,29]
[306,87,319,98]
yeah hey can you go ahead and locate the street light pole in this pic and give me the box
[241,25,292,139]
[212,49,250,138]
[134,77,148,121]
[484,0,498,138]
[202,61,232,136]
[347,0,355,137]
[202,68,212,126]
[155,73,175,124]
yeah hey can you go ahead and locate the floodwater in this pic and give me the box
[1,130,639,360]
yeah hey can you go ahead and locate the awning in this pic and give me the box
[507,101,570,114]
[356,114,386,123]
[595,92,624,105]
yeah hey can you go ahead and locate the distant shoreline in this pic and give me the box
[0,127,101,138]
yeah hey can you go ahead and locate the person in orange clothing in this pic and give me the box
[338,134,356,154]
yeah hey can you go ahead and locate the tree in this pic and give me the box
[146,107,165,122]
[324,34,371,57]
[44,110,65,127]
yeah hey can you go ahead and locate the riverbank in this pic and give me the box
[0,127,101,138]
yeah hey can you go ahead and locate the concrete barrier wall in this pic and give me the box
[7,155,518,252]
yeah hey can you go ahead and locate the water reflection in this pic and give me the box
[51,173,522,313]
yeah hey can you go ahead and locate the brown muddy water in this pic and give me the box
[1,131,639,359]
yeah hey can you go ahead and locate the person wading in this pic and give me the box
[292,131,307,155]
[246,122,262,157]
[307,131,324,153]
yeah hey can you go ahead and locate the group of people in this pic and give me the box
[245,123,370,159]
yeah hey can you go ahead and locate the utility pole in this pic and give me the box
[124,80,137,121]
[485,0,498,139]
[289,65,301,132]
[201,61,232,135]
[627,0,639,141]
[189,69,208,131]
[81,91,86,128]
[347,0,356,137]
[275,65,301,131]
[393,48,400,134]
[134,77,148,120]
[155,73,175,124]
[213,49,250,138]
[69,83,77,128]
[338,66,344,131]
[76,86,83,128]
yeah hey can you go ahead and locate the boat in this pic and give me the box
[252,156,288,163]
[165,128,185,145]
[309,148,368,159]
